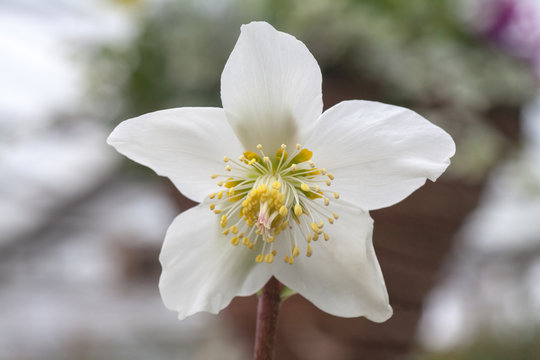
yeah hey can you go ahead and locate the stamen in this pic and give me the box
[209,144,339,265]
[264,253,274,263]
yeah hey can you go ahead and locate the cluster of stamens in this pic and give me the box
[208,143,339,264]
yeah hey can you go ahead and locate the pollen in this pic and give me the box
[264,253,274,263]
[208,144,340,265]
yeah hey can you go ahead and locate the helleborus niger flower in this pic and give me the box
[107,21,455,323]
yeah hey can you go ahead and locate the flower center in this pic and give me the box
[208,144,339,264]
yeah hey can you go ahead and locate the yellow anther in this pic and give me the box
[281,144,286,149]
[320,168,327,175]
[323,197,330,206]
[292,245,300,258]
[214,209,222,214]
[333,213,339,220]
[314,185,321,192]
[209,203,216,210]
[310,222,319,232]
[327,173,335,180]
[258,184,267,192]
[211,174,218,179]
[220,215,228,227]
[296,143,301,150]
[325,180,331,186]
[306,245,312,257]
[217,180,224,186]
[230,225,238,234]
[223,228,231,235]
[291,164,297,171]
[307,233,312,243]
[209,193,216,199]
[324,232,329,241]
[267,236,275,243]
[300,183,310,192]
[264,156,269,163]
[249,159,256,165]
[231,236,239,246]
[257,144,263,150]
[333,192,340,199]
[284,255,289,263]
[288,257,294,264]
[242,237,250,246]
[225,165,231,171]
[272,181,281,190]
[279,206,288,217]
[308,160,315,168]
[318,221,324,228]
[264,253,274,263]
[313,233,319,241]
[328,217,334,224]
[217,191,223,199]
[294,204,303,216]
[272,249,277,255]
[228,188,235,197]
[223,156,230,162]
[248,243,255,250]
[255,254,264,263]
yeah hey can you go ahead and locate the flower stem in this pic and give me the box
[254,276,282,360]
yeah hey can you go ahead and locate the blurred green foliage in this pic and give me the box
[90,0,535,177]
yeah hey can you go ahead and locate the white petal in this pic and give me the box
[305,100,456,210]
[107,107,244,202]
[221,21,323,152]
[159,204,271,319]
[274,202,392,322]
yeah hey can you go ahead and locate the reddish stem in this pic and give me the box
[254,277,282,360]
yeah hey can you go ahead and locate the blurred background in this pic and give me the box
[1,0,539,359]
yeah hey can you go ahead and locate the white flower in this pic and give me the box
[107,21,455,323]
